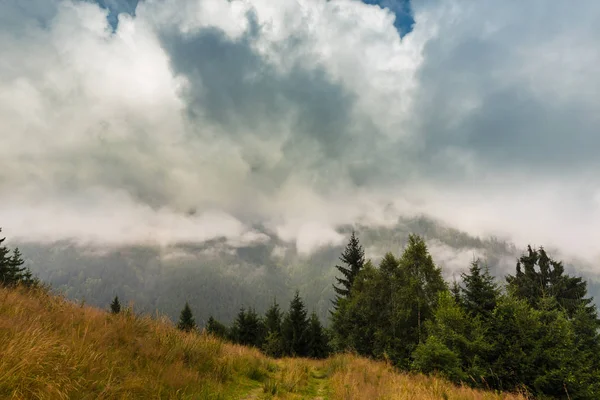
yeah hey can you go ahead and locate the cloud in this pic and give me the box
[1,0,600,262]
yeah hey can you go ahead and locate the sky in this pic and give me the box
[1,0,600,265]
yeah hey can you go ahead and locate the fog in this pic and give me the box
[1,0,600,267]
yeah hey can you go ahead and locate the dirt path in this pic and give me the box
[241,365,330,400]
[309,367,329,400]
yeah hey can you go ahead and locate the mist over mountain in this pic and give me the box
[13,216,599,325]
[2,0,600,324]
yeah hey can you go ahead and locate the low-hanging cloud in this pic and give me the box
[1,0,600,263]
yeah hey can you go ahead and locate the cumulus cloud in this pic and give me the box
[1,0,600,262]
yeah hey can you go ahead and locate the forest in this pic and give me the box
[2,227,600,399]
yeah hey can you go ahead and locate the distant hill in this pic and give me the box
[15,215,598,325]
[0,285,526,399]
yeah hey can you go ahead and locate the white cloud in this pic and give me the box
[1,0,600,263]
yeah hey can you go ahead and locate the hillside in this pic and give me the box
[1,286,526,399]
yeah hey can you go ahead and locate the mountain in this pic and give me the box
[16,215,599,325]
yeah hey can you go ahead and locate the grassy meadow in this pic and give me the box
[0,286,527,399]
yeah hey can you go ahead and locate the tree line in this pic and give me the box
[110,288,330,358]
[0,229,37,288]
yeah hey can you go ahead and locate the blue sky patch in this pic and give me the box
[91,0,138,30]
[361,0,414,37]
[91,0,414,36]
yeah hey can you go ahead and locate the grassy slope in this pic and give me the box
[0,287,526,400]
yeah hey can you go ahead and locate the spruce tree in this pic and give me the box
[264,298,282,335]
[450,279,462,305]
[177,302,196,332]
[12,248,35,286]
[282,291,309,357]
[261,299,284,357]
[507,246,593,317]
[332,231,365,309]
[460,260,499,318]
[0,231,11,285]
[0,233,34,287]
[110,295,121,314]
[230,307,264,347]
[307,311,329,358]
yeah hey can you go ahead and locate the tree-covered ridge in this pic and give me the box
[327,233,600,399]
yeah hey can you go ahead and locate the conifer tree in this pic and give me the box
[0,230,34,287]
[263,331,285,358]
[450,279,462,305]
[230,307,264,347]
[332,231,365,308]
[12,248,35,286]
[177,302,196,332]
[206,316,229,339]
[110,295,121,314]
[460,260,499,318]
[264,298,282,335]
[507,246,593,317]
[399,234,446,345]
[307,311,329,359]
[282,291,309,357]
[261,299,284,357]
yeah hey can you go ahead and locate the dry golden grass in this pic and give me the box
[0,286,272,399]
[1,286,529,400]
[324,354,528,400]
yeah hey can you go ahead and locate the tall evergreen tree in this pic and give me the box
[264,298,282,335]
[450,279,462,305]
[507,246,593,317]
[399,234,446,345]
[0,231,11,284]
[282,291,309,357]
[332,231,365,309]
[11,248,34,286]
[333,261,382,357]
[262,299,284,357]
[460,260,499,318]
[307,311,329,359]
[230,307,264,347]
[177,302,196,332]
[0,232,34,287]
[110,295,121,314]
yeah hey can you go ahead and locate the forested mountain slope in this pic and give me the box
[16,216,599,325]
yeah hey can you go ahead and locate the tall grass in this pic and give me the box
[324,354,528,400]
[1,287,530,399]
[0,286,271,399]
